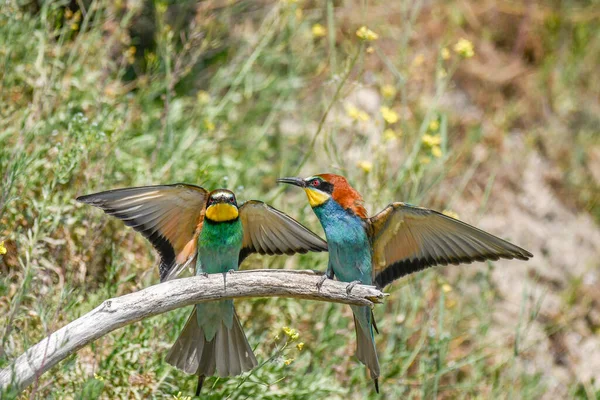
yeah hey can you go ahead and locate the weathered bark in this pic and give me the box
[0,269,386,393]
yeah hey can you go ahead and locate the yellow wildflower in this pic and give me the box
[346,104,370,122]
[366,46,375,54]
[197,90,211,105]
[380,106,399,124]
[65,9,73,19]
[422,133,441,147]
[428,119,440,132]
[283,326,299,341]
[380,84,396,99]
[431,145,442,158]
[346,105,358,119]
[383,128,399,142]
[311,23,326,38]
[358,160,373,173]
[0,241,6,255]
[173,392,191,400]
[204,119,215,132]
[418,155,431,165]
[94,373,104,381]
[441,47,450,60]
[71,23,79,31]
[454,38,474,58]
[283,326,294,336]
[296,342,304,351]
[284,358,294,366]
[442,210,460,220]
[442,283,453,293]
[356,26,379,41]
[412,54,425,68]
[125,46,136,64]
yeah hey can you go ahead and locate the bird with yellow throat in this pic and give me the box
[278,173,532,391]
[77,184,327,395]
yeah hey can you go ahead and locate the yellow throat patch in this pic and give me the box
[206,203,239,222]
[304,188,330,207]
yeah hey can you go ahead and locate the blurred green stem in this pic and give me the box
[295,43,363,174]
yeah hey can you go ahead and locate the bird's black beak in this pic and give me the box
[277,177,306,188]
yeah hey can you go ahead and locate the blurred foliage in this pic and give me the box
[0,0,599,398]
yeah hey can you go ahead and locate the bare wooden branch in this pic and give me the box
[0,269,386,393]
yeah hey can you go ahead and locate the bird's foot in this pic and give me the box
[200,272,209,278]
[316,274,329,291]
[346,280,361,295]
[227,269,235,274]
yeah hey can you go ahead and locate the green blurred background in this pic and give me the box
[1,0,599,398]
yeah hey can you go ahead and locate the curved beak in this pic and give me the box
[277,177,306,188]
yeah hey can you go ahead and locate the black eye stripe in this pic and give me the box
[305,178,334,194]
[321,181,334,194]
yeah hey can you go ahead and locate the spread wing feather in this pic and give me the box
[77,184,208,281]
[370,202,532,288]
[238,201,327,264]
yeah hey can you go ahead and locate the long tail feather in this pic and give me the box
[166,307,258,393]
[195,375,205,396]
[371,310,379,334]
[352,306,380,391]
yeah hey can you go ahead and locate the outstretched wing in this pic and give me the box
[370,202,532,289]
[77,184,208,281]
[238,200,327,264]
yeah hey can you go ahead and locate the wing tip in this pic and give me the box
[521,249,534,259]
[76,193,98,204]
[500,247,533,261]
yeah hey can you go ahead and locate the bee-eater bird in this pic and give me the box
[278,174,532,391]
[77,184,327,394]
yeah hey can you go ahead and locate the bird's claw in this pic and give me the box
[346,280,361,295]
[200,272,209,278]
[316,274,328,291]
[227,269,235,274]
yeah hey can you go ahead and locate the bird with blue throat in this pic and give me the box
[277,173,533,392]
[77,184,327,395]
